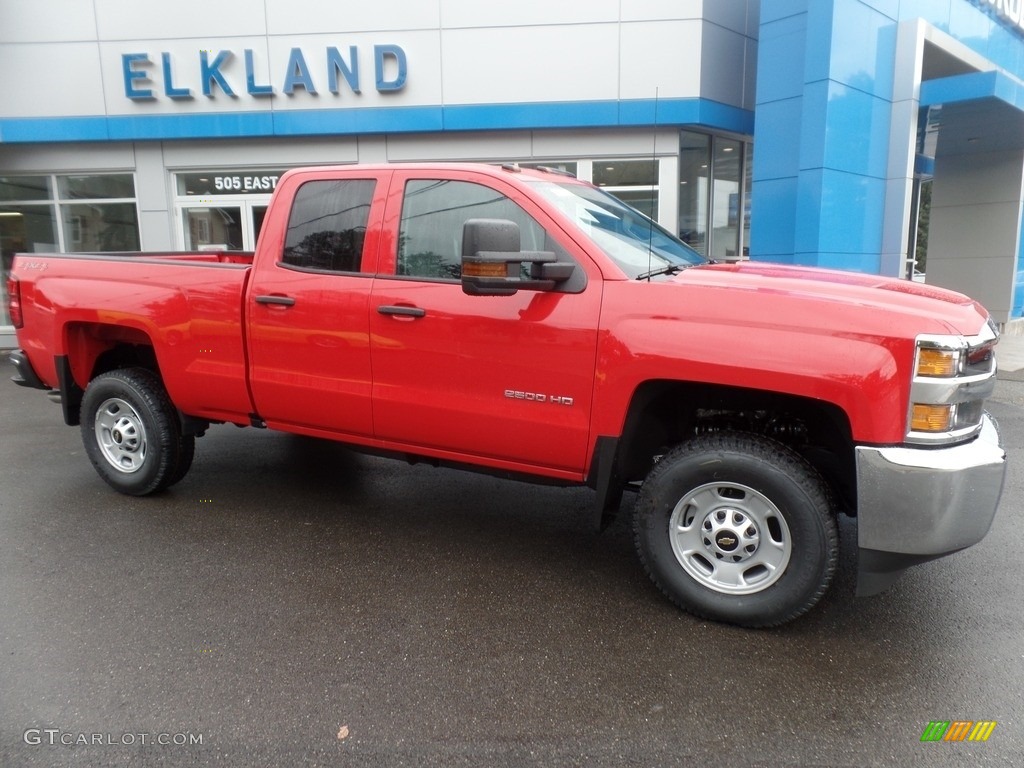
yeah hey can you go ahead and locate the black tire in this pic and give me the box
[632,432,838,628]
[80,368,183,496]
[167,434,195,488]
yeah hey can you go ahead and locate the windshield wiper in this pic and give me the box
[636,263,695,281]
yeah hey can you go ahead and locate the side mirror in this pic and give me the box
[461,218,575,296]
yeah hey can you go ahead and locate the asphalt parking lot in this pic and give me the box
[2,368,1023,767]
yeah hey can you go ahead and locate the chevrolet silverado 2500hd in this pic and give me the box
[6,163,1006,627]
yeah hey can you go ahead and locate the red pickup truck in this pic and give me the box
[6,163,1006,627]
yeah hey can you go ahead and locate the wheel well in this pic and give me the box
[64,322,159,383]
[90,343,159,380]
[617,381,857,514]
[61,323,161,426]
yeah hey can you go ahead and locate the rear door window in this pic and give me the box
[281,179,376,273]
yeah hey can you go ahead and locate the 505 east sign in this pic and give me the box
[121,45,408,101]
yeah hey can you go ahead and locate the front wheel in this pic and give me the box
[632,432,838,627]
[80,368,185,496]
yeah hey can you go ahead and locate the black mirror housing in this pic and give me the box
[461,218,573,296]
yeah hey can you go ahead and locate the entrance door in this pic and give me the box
[180,200,270,251]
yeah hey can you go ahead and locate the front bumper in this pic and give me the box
[855,413,1006,595]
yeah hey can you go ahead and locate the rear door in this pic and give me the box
[368,170,603,478]
[246,169,389,437]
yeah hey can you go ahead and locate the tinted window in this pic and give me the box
[282,180,375,272]
[398,179,547,280]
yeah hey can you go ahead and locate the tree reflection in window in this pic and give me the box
[282,180,375,272]
[398,179,546,280]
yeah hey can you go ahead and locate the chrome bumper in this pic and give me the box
[854,413,1006,595]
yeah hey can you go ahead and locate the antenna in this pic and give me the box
[646,87,659,280]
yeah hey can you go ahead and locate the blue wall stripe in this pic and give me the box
[0,98,754,145]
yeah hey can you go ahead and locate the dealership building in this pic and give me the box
[3,0,1024,346]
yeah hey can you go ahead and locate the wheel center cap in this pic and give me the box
[715,531,739,551]
[701,507,760,561]
[112,429,123,443]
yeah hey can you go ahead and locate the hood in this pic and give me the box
[671,262,990,338]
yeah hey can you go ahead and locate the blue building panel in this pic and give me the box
[797,251,885,272]
[859,0,899,21]
[756,13,810,104]
[820,83,891,178]
[796,169,885,258]
[898,0,952,33]
[758,0,808,24]
[749,176,800,258]
[754,99,803,180]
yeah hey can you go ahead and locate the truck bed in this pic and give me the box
[13,251,256,425]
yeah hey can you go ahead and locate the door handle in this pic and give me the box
[377,305,426,318]
[255,295,296,307]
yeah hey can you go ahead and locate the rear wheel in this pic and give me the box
[168,434,195,488]
[80,368,185,496]
[633,432,838,627]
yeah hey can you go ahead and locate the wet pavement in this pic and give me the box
[1,372,1022,767]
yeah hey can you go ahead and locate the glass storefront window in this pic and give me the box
[1,205,59,325]
[0,176,52,202]
[594,160,659,219]
[62,203,140,251]
[58,174,135,200]
[710,137,742,261]
[1,173,141,330]
[519,161,579,177]
[593,160,657,187]
[679,132,711,256]
[742,143,753,258]
[679,131,751,261]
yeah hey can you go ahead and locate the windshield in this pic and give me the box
[526,179,707,278]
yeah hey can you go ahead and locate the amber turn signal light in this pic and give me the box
[910,403,953,433]
[462,261,509,278]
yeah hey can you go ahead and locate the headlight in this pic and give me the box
[907,326,998,445]
[915,346,960,377]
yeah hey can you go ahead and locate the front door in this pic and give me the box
[368,172,602,478]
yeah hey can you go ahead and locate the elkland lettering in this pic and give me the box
[122,45,407,101]
[978,0,1024,32]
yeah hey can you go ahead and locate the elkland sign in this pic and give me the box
[121,45,408,101]
[976,0,1024,34]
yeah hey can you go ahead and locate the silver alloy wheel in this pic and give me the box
[94,397,148,474]
[668,481,792,595]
